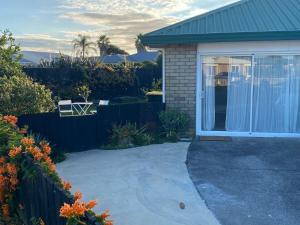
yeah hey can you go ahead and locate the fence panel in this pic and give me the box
[17,156,101,225]
[18,102,165,152]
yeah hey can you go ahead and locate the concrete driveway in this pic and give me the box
[57,143,220,225]
[187,138,300,225]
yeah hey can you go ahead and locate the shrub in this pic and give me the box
[75,84,91,102]
[0,30,22,77]
[159,110,190,140]
[0,74,55,116]
[108,122,153,149]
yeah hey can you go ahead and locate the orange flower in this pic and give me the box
[72,200,87,216]
[63,181,72,191]
[99,210,110,219]
[40,143,51,155]
[10,177,19,190]
[48,163,56,172]
[21,137,35,146]
[8,146,22,158]
[105,220,113,225]
[74,191,82,201]
[85,200,97,209]
[0,157,6,164]
[2,204,10,218]
[2,115,17,126]
[6,163,17,176]
[60,203,73,218]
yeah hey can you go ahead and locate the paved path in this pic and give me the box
[57,143,220,225]
[187,138,300,225]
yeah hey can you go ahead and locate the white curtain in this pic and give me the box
[202,70,215,131]
[252,56,300,133]
[226,57,252,131]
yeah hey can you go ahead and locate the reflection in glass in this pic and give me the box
[202,56,252,131]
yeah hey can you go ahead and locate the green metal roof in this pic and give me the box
[141,0,300,46]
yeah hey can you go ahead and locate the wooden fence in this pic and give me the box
[17,155,101,225]
[18,102,165,152]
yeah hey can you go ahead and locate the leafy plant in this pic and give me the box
[0,74,55,116]
[151,78,162,91]
[0,30,22,77]
[109,122,153,148]
[75,84,91,102]
[159,110,190,141]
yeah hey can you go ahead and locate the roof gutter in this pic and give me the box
[141,31,300,47]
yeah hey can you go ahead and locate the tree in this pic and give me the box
[97,35,110,57]
[0,74,55,116]
[0,30,22,77]
[73,34,96,59]
[75,85,91,102]
[135,33,146,53]
[106,44,128,55]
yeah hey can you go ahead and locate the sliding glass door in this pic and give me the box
[201,54,300,135]
[252,56,300,133]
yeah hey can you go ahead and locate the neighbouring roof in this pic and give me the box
[100,51,160,64]
[141,0,300,46]
[127,51,160,63]
[101,54,127,64]
[20,51,61,65]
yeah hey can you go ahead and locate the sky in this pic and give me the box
[0,0,238,55]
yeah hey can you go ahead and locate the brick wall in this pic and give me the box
[164,45,197,136]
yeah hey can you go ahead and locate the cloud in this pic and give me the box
[15,34,72,54]
[16,0,239,54]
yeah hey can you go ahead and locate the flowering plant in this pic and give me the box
[60,190,112,225]
[0,115,113,225]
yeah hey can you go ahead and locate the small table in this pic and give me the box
[72,102,94,116]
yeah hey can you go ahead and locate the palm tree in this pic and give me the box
[135,33,146,53]
[73,34,96,59]
[97,35,110,57]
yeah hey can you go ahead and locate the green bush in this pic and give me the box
[159,110,190,141]
[107,122,153,149]
[0,74,55,116]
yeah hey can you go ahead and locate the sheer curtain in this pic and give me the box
[202,66,215,130]
[225,57,252,131]
[252,56,300,133]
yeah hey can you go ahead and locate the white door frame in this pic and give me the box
[195,41,300,138]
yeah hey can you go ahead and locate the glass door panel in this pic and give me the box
[202,56,252,132]
[252,55,300,133]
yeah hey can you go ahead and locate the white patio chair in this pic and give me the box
[99,100,110,106]
[58,100,73,116]
[91,100,110,114]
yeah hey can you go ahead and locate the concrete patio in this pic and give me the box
[57,143,220,225]
[187,138,300,225]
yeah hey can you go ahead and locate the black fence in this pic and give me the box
[17,155,101,225]
[18,102,165,152]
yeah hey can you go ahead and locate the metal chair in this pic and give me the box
[58,100,73,116]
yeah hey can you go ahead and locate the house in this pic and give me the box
[141,0,300,137]
[101,51,160,64]
[20,51,61,66]
[101,54,127,64]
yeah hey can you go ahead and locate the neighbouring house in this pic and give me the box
[101,54,127,64]
[101,51,160,64]
[141,0,300,137]
[20,51,61,66]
